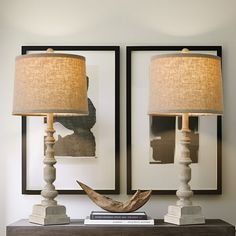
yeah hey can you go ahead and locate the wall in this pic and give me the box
[1,0,236,234]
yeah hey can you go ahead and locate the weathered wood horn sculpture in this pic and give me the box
[77,181,152,213]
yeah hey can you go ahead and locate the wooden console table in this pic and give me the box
[7,219,235,236]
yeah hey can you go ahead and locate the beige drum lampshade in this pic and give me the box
[13,50,88,116]
[149,52,223,116]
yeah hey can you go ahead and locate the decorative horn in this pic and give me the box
[77,181,152,213]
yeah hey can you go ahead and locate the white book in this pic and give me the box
[84,217,154,225]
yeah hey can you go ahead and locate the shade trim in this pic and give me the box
[148,109,223,116]
[12,109,89,116]
[16,53,85,61]
[151,53,221,61]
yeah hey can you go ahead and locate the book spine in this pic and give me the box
[90,215,147,220]
[84,219,154,225]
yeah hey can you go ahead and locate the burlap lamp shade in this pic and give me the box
[13,52,88,116]
[149,53,223,116]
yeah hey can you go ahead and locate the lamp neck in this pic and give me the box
[182,113,189,131]
[47,113,54,129]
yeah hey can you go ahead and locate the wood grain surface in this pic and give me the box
[7,219,235,236]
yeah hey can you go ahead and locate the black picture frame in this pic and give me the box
[21,45,120,195]
[127,46,222,195]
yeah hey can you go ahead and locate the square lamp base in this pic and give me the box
[164,205,205,225]
[29,204,70,225]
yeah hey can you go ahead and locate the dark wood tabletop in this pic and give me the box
[7,219,235,236]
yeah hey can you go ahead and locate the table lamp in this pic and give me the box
[149,48,223,225]
[12,49,88,225]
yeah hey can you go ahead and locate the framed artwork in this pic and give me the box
[21,45,120,194]
[126,46,222,195]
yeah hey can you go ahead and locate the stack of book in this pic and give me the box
[84,211,154,225]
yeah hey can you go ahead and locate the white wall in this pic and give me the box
[1,0,236,234]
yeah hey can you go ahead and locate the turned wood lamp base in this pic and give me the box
[29,204,70,226]
[29,113,70,225]
[164,113,205,225]
[164,205,205,225]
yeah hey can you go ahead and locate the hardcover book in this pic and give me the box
[90,211,147,220]
[84,216,154,225]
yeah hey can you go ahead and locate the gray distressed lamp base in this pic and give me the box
[29,204,70,225]
[164,205,205,225]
